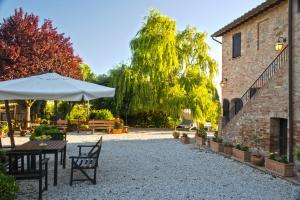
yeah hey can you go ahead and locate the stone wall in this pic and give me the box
[292,0,300,154]
[221,62,288,154]
[221,1,288,101]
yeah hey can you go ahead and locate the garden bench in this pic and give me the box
[69,136,102,185]
[88,120,115,134]
[7,150,49,200]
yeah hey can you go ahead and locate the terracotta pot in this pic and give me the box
[111,129,123,134]
[210,141,223,152]
[296,171,300,180]
[173,132,180,139]
[265,158,294,177]
[223,146,233,155]
[0,131,6,137]
[180,136,190,144]
[251,154,265,166]
[195,134,205,145]
[232,148,251,162]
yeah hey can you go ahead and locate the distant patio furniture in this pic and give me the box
[7,150,49,200]
[70,136,102,185]
[88,120,115,134]
[176,119,197,131]
[55,119,68,134]
[13,140,67,186]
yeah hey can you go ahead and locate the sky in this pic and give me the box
[0,0,265,76]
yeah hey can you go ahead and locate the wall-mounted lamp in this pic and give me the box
[275,36,286,51]
[220,78,228,87]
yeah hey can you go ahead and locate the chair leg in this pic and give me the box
[45,163,48,190]
[39,177,42,200]
[70,164,74,186]
[93,168,97,185]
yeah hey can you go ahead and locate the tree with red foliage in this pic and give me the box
[0,8,82,80]
[0,9,83,146]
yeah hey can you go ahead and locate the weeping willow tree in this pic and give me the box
[112,9,220,128]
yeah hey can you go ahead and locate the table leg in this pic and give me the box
[63,145,66,169]
[54,152,58,186]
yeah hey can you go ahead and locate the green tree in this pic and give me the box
[79,63,95,81]
[113,10,220,128]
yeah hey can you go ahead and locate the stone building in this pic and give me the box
[212,0,300,162]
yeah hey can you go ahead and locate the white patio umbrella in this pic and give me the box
[0,72,115,101]
[0,72,115,147]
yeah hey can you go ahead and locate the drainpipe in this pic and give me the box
[288,0,294,162]
[211,36,222,44]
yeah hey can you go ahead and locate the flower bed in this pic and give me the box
[232,145,251,162]
[210,140,223,152]
[195,128,206,146]
[265,152,294,177]
[265,158,294,177]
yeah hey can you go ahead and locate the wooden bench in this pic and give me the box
[7,150,49,200]
[69,136,102,185]
[88,120,115,134]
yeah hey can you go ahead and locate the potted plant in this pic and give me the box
[111,120,123,134]
[180,133,190,144]
[232,144,251,162]
[295,149,300,180]
[265,152,294,177]
[195,128,207,146]
[250,130,264,166]
[0,123,8,137]
[172,131,180,139]
[210,135,223,152]
[223,141,234,155]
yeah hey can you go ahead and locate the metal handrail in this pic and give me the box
[229,45,288,120]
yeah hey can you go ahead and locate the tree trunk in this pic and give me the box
[5,100,15,147]
[25,100,35,129]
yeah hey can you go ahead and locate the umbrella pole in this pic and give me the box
[5,100,15,147]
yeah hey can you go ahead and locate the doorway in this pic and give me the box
[270,118,288,155]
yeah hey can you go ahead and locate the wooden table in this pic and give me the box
[13,140,67,186]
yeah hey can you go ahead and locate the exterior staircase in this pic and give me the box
[227,45,288,123]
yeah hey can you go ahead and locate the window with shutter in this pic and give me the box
[232,32,241,58]
[298,0,300,13]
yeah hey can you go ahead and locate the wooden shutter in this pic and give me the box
[232,32,241,58]
[298,0,300,13]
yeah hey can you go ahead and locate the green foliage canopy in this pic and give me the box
[111,9,220,127]
[73,9,221,128]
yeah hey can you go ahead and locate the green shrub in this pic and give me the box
[30,125,63,140]
[196,128,207,139]
[223,141,234,147]
[126,111,178,128]
[212,136,223,143]
[0,172,19,200]
[296,149,300,161]
[79,124,89,129]
[235,144,249,151]
[89,109,114,120]
[269,152,288,164]
[0,123,8,133]
[69,104,88,120]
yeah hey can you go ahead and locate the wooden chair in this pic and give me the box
[69,137,102,185]
[7,150,49,200]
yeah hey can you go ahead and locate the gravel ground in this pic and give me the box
[2,130,299,200]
